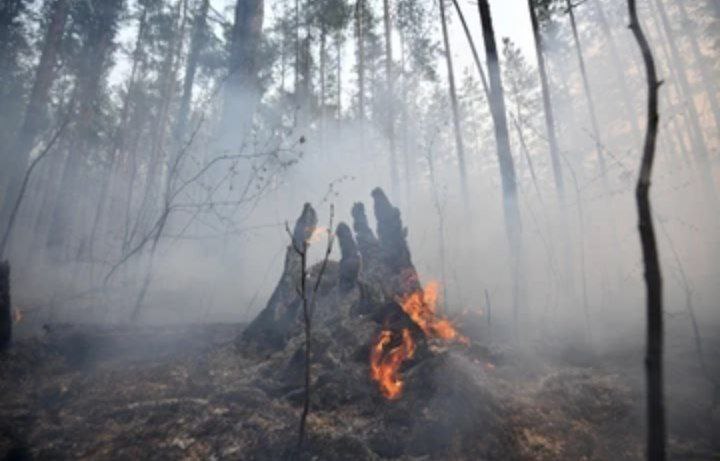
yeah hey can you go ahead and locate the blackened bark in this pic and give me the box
[628,1,665,459]
[438,0,468,202]
[477,0,522,339]
[337,223,360,292]
[476,0,519,229]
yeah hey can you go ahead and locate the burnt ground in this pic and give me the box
[0,320,717,461]
[1,190,718,460]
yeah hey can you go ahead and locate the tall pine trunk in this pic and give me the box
[438,0,468,202]
[673,0,720,133]
[591,0,641,143]
[477,0,522,337]
[651,0,717,199]
[383,0,399,193]
[1,0,68,223]
[565,0,605,175]
[355,0,366,121]
[527,0,564,198]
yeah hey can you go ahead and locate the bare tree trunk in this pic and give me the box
[336,32,342,119]
[527,0,564,198]
[175,0,210,144]
[0,261,10,352]
[628,1,665,459]
[87,7,149,263]
[451,0,489,99]
[591,0,642,143]
[320,26,327,111]
[477,0,522,338]
[439,0,468,202]
[565,0,605,175]
[355,0,365,121]
[1,0,68,222]
[383,0,399,194]
[650,0,717,199]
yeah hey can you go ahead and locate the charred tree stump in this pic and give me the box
[0,261,11,352]
[336,223,360,292]
[240,204,317,351]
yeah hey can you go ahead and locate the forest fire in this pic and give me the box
[370,281,467,400]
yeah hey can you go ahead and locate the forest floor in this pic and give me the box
[0,321,717,460]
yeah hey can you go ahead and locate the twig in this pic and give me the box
[285,205,335,450]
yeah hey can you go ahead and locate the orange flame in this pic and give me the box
[370,328,415,400]
[397,281,468,344]
[370,281,468,400]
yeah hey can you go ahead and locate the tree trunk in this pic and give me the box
[651,0,717,198]
[175,0,210,144]
[451,0,489,99]
[355,0,366,120]
[222,0,265,138]
[476,0,519,228]
[87,6,149,263]
[476,0,522,338]
[591,0,642,143]
[383,0,399,194]
[336,31,342,119]
[46,0,122,258]
[1,0,68,222]
[565,0,605,175]
[527,0,564,199]
[628,2,665,459]
[439,0,468,202]
[0,261,9,351]
[673,0,720,133]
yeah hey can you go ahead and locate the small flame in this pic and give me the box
[12,307,23,324]
[397,281,468,344]
[308,226,330,243]
[370,281,468,400]
[370,328,416,400]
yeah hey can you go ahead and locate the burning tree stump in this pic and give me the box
[0,261,10,352]
[236,188,514,458]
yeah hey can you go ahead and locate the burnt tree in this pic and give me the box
[628,0,665,459]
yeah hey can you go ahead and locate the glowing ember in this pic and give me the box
[397,281,468,344]
[12,307,23,324]
[370,328,415,400]
[370,281,468,400]
[308,226,330,243]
